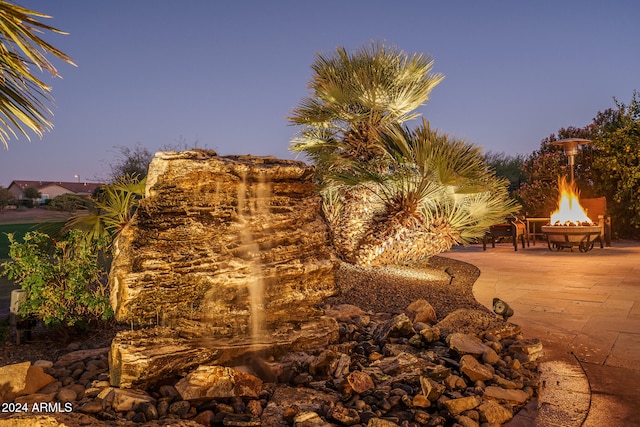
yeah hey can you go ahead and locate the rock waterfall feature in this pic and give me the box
[108,151,338,388]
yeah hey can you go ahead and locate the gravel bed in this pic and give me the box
[326,256,487,320]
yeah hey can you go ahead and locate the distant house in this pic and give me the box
[8,180,104,204]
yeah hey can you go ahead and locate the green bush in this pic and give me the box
[49,193,93,211]
[1,230,113,327]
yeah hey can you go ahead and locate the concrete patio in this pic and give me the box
[443,239,640,426]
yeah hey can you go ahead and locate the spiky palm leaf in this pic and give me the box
[331,121,520,265]
[289,42,444,166]
[0,1,74,149]
[64,175,146,246]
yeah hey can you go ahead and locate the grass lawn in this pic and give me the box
[0,222,67,258]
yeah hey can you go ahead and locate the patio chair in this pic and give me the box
[580,197,611,247]
[483,216,528,251]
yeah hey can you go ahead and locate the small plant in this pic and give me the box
[1,230,113,328]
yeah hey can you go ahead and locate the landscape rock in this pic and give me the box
[443,395,481,415]
[175,365,263,399]
[0,303,540,427]
[478,399,514,424]
[54,348,109,368]
[109,151,336,327]
[420,377,446,401]
[509,338,544,363]
[109,387,156,412]
[107,152,339,388]
[0,362,55,402]
[483,385,529,405]
[449,333,491,356]
[460,354,494,382]
[346,370,374,394]
[436,309,517,337]
[373,313,414,343]
[406,299,437,324]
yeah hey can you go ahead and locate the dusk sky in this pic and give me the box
[0,1,638,186]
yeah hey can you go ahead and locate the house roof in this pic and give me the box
[9,180,104,195]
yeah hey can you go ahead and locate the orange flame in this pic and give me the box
[550,176,593,226]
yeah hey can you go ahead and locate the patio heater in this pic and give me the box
[551,138,591,183]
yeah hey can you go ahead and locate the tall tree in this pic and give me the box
[107,143,154,181]
[483,151,526,194]
[591,91,640,238]
[0,1,74,149]
[517,126,595,217]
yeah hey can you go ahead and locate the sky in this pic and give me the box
[0,0,638,186]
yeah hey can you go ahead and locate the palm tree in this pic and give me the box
[332,121,520,265]
[290,43,519,265]
[0,1,74,149]
[64,175,146,246]
[289,42,444,177]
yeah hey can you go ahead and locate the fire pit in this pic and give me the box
[542,224,602,252]
[541,176,602,252]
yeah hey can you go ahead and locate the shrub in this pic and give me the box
[1,230,113,327]
[49,193,93,211]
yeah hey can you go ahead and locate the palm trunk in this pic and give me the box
[354,211,459,267]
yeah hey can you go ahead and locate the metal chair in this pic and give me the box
[483,217,528,251]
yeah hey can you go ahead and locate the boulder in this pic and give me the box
[109,151,336,328]
[175,365,263,400]
[0,362,55,403]
[107,151,339,387]
[406,299,437,324]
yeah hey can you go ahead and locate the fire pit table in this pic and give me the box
[541,224,602,252]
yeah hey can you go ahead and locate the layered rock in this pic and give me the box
[109,151,336,329]
[107,151,338,387]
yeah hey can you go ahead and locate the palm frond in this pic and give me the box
[289,42,443,164]
[63,175,146,247]
[0,1,75,149]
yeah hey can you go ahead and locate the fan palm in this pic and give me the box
[289,42,444,176]
[0,1,74,149]
[330,121,520,265]
[64,175,146,246]
[291,43,519,266]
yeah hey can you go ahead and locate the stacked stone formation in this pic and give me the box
[109,151,337,331]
